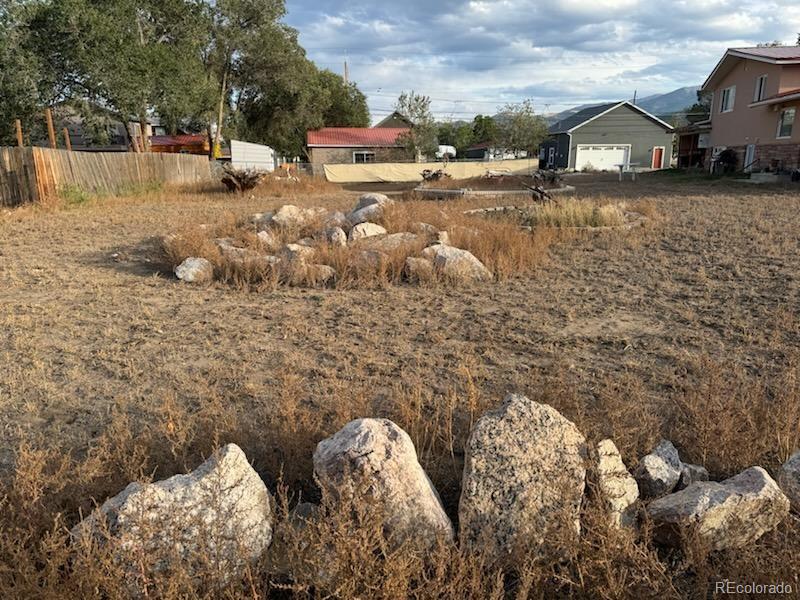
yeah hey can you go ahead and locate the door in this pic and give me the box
[574,145,629,171]
[744,144,756,172]
[651,146,665,169]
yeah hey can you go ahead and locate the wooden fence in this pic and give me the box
[0,147,214,207]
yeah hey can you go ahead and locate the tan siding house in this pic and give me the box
[702,47,800,171]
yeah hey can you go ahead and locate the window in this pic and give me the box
[720,86,736,112]
[754,75,768,102]
[353,151,376,163]
[777,108,796,139]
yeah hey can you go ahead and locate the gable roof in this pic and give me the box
[307,127,407,148]
[548,101,673,134]
[374,111,414,128]
[702,47,800,91]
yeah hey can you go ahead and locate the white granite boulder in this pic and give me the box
[270,205,327,229]
[633,440,683,498]
[349,193,394,225]
[349,222,388,241]
[174,257,214,283]
[322,226,347,247]
[459,394,587,560]
[647,466,789,550]
[422,244,492,282]
[405,257,435,282]
[313,418,453,548]
[596,439,639,529]
[778,450,800,511]
[71,444,273,588]
[358,232,419,252]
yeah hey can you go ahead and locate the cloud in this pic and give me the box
[285,0,800,119]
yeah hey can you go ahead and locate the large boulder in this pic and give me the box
[596,439,638,529]
[459,394,587,560]
[349,222,388,241]
[313,418,453,548]
[322,226,347,247]
[422,244,492,282]
[405,257,435,283]
[633,440,682,498]
[353,192,393,212]
[71,444,273,588]
[778,450,800,511]
[175,257,213,284]
[647,467,790,550]
[358,232,420,252]
[280,243,316,264]
[270,205,327,229]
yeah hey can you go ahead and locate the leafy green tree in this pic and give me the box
[496,100,548,156]
[317,69,370,127]
[471,114,497,145]
[437,121,474,156]
[0,2,41,144]
[395,91,438,160]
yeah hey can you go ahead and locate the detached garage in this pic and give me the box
[540,101,674,171]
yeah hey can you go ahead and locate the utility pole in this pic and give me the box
[45,108,57,149]
[632,90,637,105]
[14,119,23,147]
[344,59,350,84]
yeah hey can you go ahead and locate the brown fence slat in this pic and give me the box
[0,147,213,206]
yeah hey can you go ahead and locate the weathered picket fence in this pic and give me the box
[0,147,213,207]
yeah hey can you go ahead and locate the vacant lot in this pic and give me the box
[1,172,799,597]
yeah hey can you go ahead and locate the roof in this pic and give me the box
[702,47,800,91]
[307,127,407,147]
[749,87,800,108]
[374,111,414,128]
[548,101,673,134]
[730,46,800,61]
[150,134,207,146]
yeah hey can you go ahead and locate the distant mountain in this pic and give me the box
[637,86,700,117]
[544,86,700,125]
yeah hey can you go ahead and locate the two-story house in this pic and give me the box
[701,46,800,171]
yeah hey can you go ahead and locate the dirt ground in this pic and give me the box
[1,172,799,479]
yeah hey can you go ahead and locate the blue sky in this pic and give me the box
[285,0,800,121]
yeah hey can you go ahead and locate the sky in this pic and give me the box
[285,0,800,122]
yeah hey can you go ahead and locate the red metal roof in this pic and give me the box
[732,46,800,61]
[307,127,407,147]
[150,134,207,146]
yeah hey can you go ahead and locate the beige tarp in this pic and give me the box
[323,158,539,183]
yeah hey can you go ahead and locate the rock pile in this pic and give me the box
[70,401,796,591]
[171,193,494,287]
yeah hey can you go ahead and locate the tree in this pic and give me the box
[471,114,497,145]
[394,91,438,160]
[437,121,474,156]
[496,99,548,156]
[685,90,712,124]
[317,70,370,127]
[0,2,41,144]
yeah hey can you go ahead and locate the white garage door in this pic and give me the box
[574,145,630,171]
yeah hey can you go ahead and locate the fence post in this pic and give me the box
[15,119,24,147]
[62,128,72,151]
[45,108,57,149]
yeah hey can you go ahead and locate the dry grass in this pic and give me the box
[160,198,564,289]
[2,172,800,598]
[253,173,341,197]
[523,198,628,228]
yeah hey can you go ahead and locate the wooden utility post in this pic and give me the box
[14,119,24,147]
[45,108,57,149]
[62,128,72,151]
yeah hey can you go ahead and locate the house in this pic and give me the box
[149,134,209,155]
[373,111,414,128]
[540,101,674,171]
[306,127,409,174]
[700,46,800,172]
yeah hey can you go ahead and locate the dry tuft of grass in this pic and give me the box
[253,173,340,197]
[523,198,629,228]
